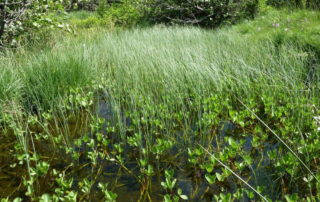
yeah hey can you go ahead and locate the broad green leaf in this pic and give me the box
[257,186,265,193]
[13,198,22,202]
[180,195,188,200]
[83,134,89,143]
[205,174,216,185]
[39,193,51,202]
[216,172,224,181]
[285,193,299,202]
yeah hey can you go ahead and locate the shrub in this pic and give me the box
[139,0,259,27]
[258,0,273,13]
[97,0,139,27]
[0,0,69,47]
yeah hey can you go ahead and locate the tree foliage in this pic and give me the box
[0,0,95,47]
[0,0,64,46]
[139,0,259,27]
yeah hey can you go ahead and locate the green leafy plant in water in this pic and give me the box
[245,189,254,200]
[106,121,116,133]
[75,138,82,147]
[63,191,78,202]
[114,143,124,154]
[102,138,110,147]
[237,97,320,186]
[161,169,188,201]
[139,156,153,187]
[233,188,244,200]
[69,88,93,109]
[96,133,103,143]
[98,182,117,202]
[161,176,176,191]
[83,134,90,143]
[151,138,173,159]
[54,134,63,145]
[39,193,51,202]
[80,179,93,194]
[285,193,299,202]
[197,143,269,201]
[188,147,197,165]
[145,164,153,177]
[87,151,98,165]
[87,139,95,149]
[128,133,142,147]
[90,116,105,133]
[55,173,74,195]
[30,161,50,177]
[214,193,232,202]
[205,173,216,185]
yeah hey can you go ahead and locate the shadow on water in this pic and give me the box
[0,96,279,201]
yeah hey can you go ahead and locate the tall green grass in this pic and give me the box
[1,25,317,126]
[0,52,22,103]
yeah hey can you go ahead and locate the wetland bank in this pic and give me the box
[1,7,320,202]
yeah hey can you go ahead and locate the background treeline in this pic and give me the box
[0,0,319,47]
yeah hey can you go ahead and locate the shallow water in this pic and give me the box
[0,97,279,201]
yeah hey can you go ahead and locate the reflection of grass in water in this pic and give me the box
[0,25,319,201]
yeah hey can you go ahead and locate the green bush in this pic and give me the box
[0,0,71,47]
[139,0,259,27]
[258,0,273,13]
[97,0,139,27]
[96,0,108,17]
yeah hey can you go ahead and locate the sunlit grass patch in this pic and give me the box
[233,9,320,53]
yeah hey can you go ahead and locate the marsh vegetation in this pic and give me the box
[1,1,320,201]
